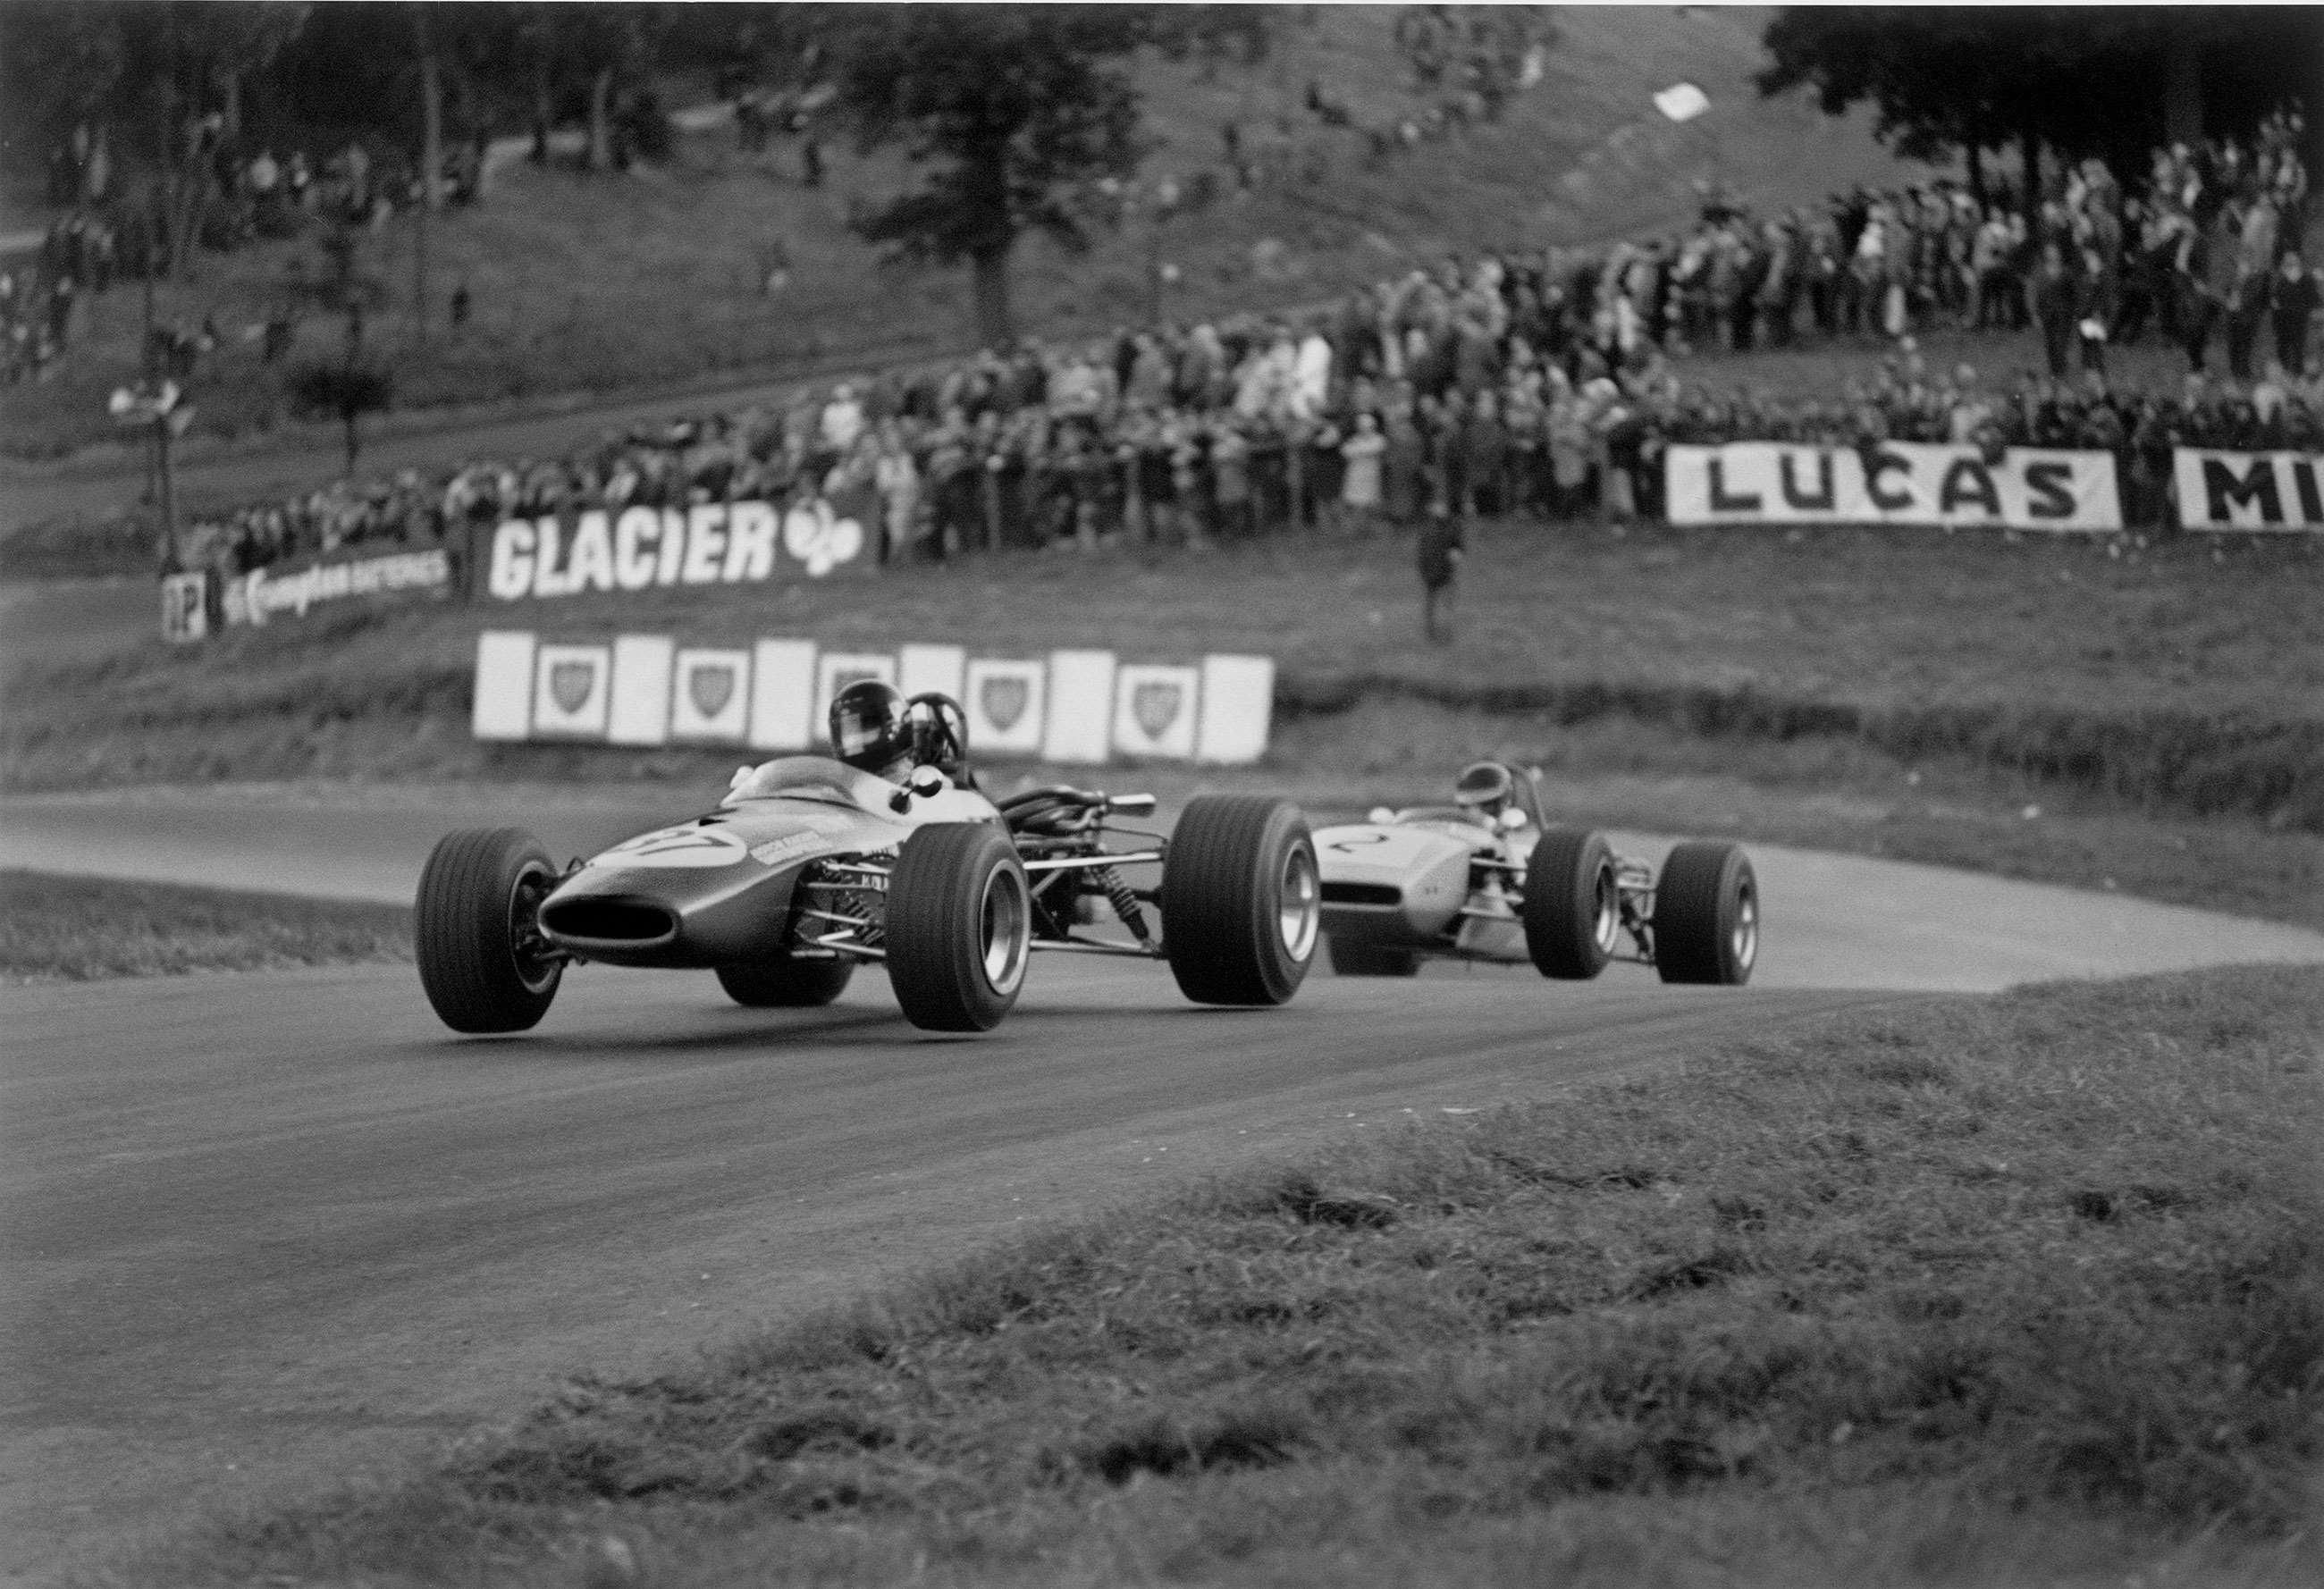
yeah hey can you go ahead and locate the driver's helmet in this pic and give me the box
[829,679,913,778]
[1453,761,1517,824]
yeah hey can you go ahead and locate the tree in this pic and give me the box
[821,5,1269,349]
[1758,7,2324,217]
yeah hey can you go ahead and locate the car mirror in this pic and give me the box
[908,766,947,798]
[1107,793,1158,816]
[1368,806,1396,825]
[1500,808,1528,830]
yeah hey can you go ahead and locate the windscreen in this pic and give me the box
[721,756,888,810]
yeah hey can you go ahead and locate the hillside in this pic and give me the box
[0,6,1927,464]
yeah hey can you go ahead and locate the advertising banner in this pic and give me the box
[480,493,875,605]
[217,547,453,626]
[472,632,1275,765]
[2172,450,2324,533]
[1666,442,2122,532]
[160,570,211,643]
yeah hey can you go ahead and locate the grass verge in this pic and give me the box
[131,964,2324,1586]
[0,869,410,981]
[6,519,2319,823]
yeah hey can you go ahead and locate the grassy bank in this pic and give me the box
[0,869,410,981]
[129,964,2324,1586]
[7,520,2319,820]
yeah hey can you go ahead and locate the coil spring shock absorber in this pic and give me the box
[1091,865,1158,951]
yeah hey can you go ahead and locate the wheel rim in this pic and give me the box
[980,863,1030,996]
[1589,862,1619,956]
[1730,879,1759,973]
[1278,842,1320,962]
[508,862,560,995]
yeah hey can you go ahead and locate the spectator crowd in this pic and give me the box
[9,117,489,386]
[156,105,2323,579]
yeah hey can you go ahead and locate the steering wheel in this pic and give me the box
[906,693,973,786]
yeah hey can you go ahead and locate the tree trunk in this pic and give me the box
[417,9,444,213]
[587,66,614,172]
[2163,36,2202,147]
[343,411,359,476]
[971,244,1014,350]
[1966,143,1984,207]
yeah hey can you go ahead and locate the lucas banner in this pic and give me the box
[472,631,1274,766]
[2172,450,2324,533]
[1666,442,2122,532]
[482,492,875,603]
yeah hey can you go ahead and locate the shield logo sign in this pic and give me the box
[981,675,1029,733]
[1133,681,1183,741]
[1111,663,1200,759]
[689,666,734,720]
[670,647,751,741]
[532,643,610,736]
[964,658,1047,755]
[552,662,595,716]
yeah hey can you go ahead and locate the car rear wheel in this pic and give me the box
[716,958,854,1007]
[1653,841,1757,985]
[1162,795,1318,1006]
[1522,828,1617,979]
[416,827,564,1033]
[1326,938,1419,977]
[885,824,1031,1032]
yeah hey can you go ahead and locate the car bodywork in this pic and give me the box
[416,719,1322,1035]
[1312,762,1757,984]
[535,758,991,969]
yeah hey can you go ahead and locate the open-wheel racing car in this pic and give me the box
[1312,761,1758,985]
[415,687,1320,1036]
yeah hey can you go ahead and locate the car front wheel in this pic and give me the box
[1522,828,1617,979]
[416,827,564,1033]
[885,824,1031,1031]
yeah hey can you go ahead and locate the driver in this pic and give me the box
[1452,761,1520,828]
[829,679,916,782]
[828,679,975,788]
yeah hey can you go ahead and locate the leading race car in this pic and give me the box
[1313,761,1758,985]
[415,684,1319,1036]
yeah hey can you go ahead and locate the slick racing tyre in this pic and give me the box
[886,824,1031,1032]
[1162,795,1319,1006]
[417,827,564,1033]
[1653,841,1758,986]
[716,958,854,1008]
[1522,828,1617,979]
[1326,938,1419,977]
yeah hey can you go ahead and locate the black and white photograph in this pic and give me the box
[2,2,2320,1582]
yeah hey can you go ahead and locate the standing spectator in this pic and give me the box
[2031,240,2079,379]
[1416,504,1462,644]
[2269,248,2320,374]
[873,422,921,564]
[819,383,865,453]
[1339,411,1385,534]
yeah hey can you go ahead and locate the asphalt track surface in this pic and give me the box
[6,790,2324,1584]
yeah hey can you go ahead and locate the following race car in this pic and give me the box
[415,683,1319,1036]
[1313,761,1757,984]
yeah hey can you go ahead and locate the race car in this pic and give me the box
[414,687,1319,1036]
[1313,761,1758,984]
